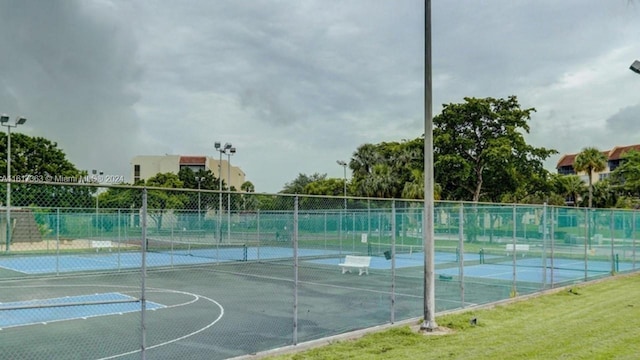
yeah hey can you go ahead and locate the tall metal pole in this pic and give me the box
[421,0,437,331]
[342,164,347,210]
[337,160,347,251]
[2,115,27,252]
[219,151,223,241]
[217,144,223,242]
[215,141,232,242]
[6,124,11,252]
[227,149,235,242]
[196,177,202,230]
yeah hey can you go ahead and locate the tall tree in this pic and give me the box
[610,149,640,199]
[350,138,423,198]
[573,147,607,208]
[144,172,187,230]
[557,174,586,207]
[280,173,326,194]
[433,96,557,202]
[0,133,94,208]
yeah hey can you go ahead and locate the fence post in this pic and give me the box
[257,209,261,261]
[458,203,464,308]
[56,207,60,275]
[511,204,517,297]
[542,203,547,288]
[117,209,121,271]
[390,200,396,324]
[611,210,615,275]
[293,195,299,345]
[584,208,589,281]
[141,188,148,359]
[633,211,637,270]
[550,206,555,287]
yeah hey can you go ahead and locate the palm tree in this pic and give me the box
[560,175,586,207]
[574,147,607,208]
[401,169,442,200]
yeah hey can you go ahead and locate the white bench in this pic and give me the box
[91,240,112,252]
[339,255,371,276]
[505,244,529,257]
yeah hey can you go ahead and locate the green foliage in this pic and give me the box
[0,133,94,207]
[433,96,557,202]
[610,149,640,199]
[280,173,327,194]
[574,147,607,208]
[351,138,424,198]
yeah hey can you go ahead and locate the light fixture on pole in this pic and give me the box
[1,114,27,252]
[227,147,236,242]
[215,141,232,242]
[631,60,640,75]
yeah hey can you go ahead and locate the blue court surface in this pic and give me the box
[0,292,165,329]
[0,247,346,274]
[436,258,635,283]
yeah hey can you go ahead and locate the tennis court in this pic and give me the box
[0,255,431,359]
[2,183,640,359]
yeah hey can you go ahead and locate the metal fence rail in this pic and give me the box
[0,181,638,359]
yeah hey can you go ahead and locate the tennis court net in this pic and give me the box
[146,238,253,262]
[366,242,424,259]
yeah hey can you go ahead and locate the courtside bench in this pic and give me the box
[91,240,113,252]
[339,255,371,276]
[505,244,529,257]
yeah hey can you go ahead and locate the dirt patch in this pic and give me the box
[411,324,455,336]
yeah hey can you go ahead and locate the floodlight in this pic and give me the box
[224,142,232,150]
[337,160,347,166]
[0,114,8,123]
[15,117,26,125]
[631,60,640,75]
[230,147,236,154]
[214,141,221,149]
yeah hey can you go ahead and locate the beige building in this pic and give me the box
[130,155,246,190]
[556,144,640,183]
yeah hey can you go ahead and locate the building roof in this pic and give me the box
[556,144,640,169]
[608,144,640,160]
[179,156,206,165]
[556,154,576,168]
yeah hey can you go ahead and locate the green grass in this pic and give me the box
[269,273,640,359]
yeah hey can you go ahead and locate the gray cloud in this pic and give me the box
[1,0,639,192]
[0,0,142,177]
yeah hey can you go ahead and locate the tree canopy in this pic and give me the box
[0,133,94,208]
[433,96,557,202]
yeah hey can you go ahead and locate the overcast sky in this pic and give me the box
[1,1,639,193]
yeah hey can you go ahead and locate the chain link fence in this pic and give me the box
[0,181,638,359]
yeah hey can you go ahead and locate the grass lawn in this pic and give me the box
[268,273,640,359]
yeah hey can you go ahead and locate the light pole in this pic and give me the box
[336,160,347,211]
[195,176,203,230]
[215,141,232,242]
[422,0,437,331]
[1,115,27,252]
[227,147,236,242]
[631,60,640,75]
[93,169,103,236]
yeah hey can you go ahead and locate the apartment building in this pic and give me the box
[556,144,640,183]
[130,155,246,190]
